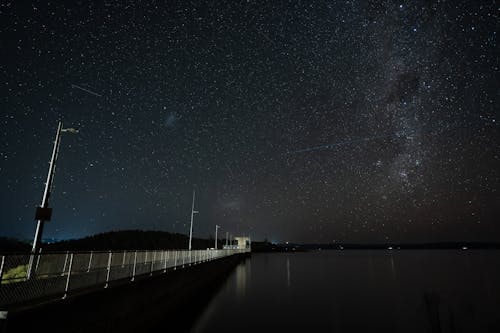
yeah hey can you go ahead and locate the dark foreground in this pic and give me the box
[4,250,499,333]
[1,253,249,333]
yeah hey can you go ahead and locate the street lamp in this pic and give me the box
[31,122,78,255]
[188,189,199,251]
[215,225,221,249]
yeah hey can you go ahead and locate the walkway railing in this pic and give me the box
[0,248,249,308]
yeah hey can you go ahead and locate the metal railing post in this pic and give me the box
[61,251,69,276]
[87,251,93,272]
[0,255,5,283]
[150,251,155,276]
[35,248,42,272]
[174,251,178,270]
[104,251,112,288]
[26,254,34,280]
[131,250,137,281]
[163,251,168,273]
[159,251,163,271]
[62,253,74,299]
[122,250,126,268]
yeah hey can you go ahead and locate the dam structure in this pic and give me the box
[0,238,251,332]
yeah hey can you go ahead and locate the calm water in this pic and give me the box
[191,250,500,333]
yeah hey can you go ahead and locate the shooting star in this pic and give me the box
[288,133,397,154]
[288,117,487,155]
[71,84,102,97]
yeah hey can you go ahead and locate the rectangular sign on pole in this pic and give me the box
[34,207,52,221]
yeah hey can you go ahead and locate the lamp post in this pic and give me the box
[28,122,78,278]
[188,189,199,251]
[32,122,78,254]
[215,225,220,249]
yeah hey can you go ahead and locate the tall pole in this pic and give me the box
[32,122,63,254]
[188,189,199,251]
[215,225,220,249]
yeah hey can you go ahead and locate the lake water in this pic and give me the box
[191,250,500,333]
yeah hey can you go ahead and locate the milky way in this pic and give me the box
[0,1,498,243]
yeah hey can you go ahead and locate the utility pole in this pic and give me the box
[215,225,220,249]
[188,189,199,251]
[32,122,78,254]
[225,232,229,247]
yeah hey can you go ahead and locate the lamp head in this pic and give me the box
[62,128,79,134]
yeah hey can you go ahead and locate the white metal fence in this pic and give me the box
[0,248,249,308]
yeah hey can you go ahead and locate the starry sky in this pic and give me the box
[1,1,498,244]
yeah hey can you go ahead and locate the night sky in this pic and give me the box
[1,1,498,244]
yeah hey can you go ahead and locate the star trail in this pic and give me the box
[0,1,498,243]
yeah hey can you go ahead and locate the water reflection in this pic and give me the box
[286,257,291,288]
[390,255,396,279]
[235,261,247,298]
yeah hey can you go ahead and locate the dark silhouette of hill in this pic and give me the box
[44,230,220,251]
[0,237,31,252]
[0,230,225,253]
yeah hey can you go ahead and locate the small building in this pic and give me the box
[223,236,251,250]
[234,237,251,250]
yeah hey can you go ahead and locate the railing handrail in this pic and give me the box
[0,248,241,256]
[0,248,250,309]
